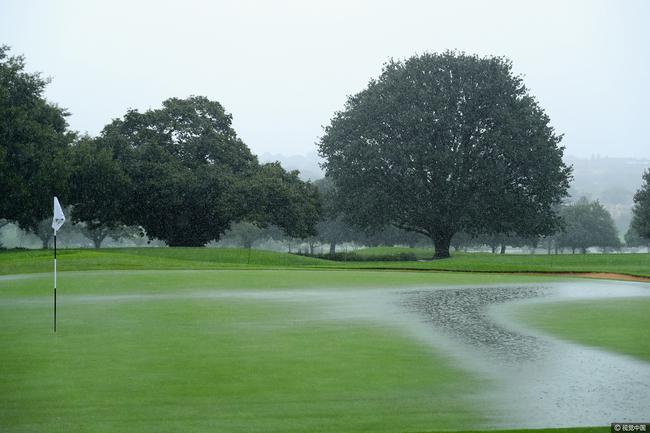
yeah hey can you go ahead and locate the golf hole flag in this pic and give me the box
[52,197,65,332]
[52,197,65,232]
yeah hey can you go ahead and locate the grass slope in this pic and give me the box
[0,247,329,275]
[510,298,650,362]
[1,271,487,433]
[348,248,650,277]
[2,247,650,277]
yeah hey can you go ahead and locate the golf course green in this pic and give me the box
[510,297,650,362]
[1,247,646,433]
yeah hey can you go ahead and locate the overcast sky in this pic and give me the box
[1,0,648,158]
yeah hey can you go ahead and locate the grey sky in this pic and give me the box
[1,0,648,158]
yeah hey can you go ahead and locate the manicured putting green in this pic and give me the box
[510,297,650,362]
[0,269,505,433]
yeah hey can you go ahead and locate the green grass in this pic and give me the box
[1,269,493,433]
[0,247,646,431]
[347,248,650,277]
[422,427,610,433]
[416,428,609,433]
[2,247,650,277]
[0,269,556,299]
[510,298,650,362]
[0,247,328,275]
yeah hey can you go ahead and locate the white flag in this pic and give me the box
[52,197,66,233]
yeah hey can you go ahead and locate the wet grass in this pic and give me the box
[0,246,640,431]
[347,248,650,277]
[2,247,650,277]
[510,298,650,362]
[0,269,556,299]
[417,428,609,433]
[0,247,327,275]
[0,270,490,433]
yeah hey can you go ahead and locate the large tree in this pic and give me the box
[78,96,319,246]
[631,169,650,239]
[319,51,571,258]
[0,46,74,232]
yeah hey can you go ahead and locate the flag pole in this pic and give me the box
[54,230,57,333]
[51,196,65,334]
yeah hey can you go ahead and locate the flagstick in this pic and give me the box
[54,231,57,333]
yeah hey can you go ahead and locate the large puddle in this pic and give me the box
[401,281,650,428]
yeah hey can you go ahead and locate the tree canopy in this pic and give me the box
[319,51,571,258]
[0,45,74,232]
[625,225,649,250]
[631,170,650,239]
[71,96,320,246]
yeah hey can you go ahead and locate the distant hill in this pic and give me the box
[259,151,324,181]
[566,156,650,234]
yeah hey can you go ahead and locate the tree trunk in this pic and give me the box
[309,243,315,255]
[491,246,497,254]
[500,244,506,255]
[42,238,49,249]
[432,231,453,259]
[581,247,587,254]
[329,243,336,255]
[92,233,107,249]
[572,248,576,254]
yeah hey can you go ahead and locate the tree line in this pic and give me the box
[0,46,319,247]
[2,46,649,254]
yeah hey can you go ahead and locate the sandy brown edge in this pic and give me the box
[336,266,650,283]
[544,272,650,283]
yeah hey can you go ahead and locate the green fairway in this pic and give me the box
[510,298,650,362]
[2,247,650,278]
[1,269,496,433]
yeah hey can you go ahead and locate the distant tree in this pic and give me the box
[313,177,360,254]
[450,231,472,252]
[631,170,650,239]
[624,225,650,252]
[76,222,141,249]
[319,51,571,258]
[225,222,263,249]
[0,45,75,233]
[558,198,620,254]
